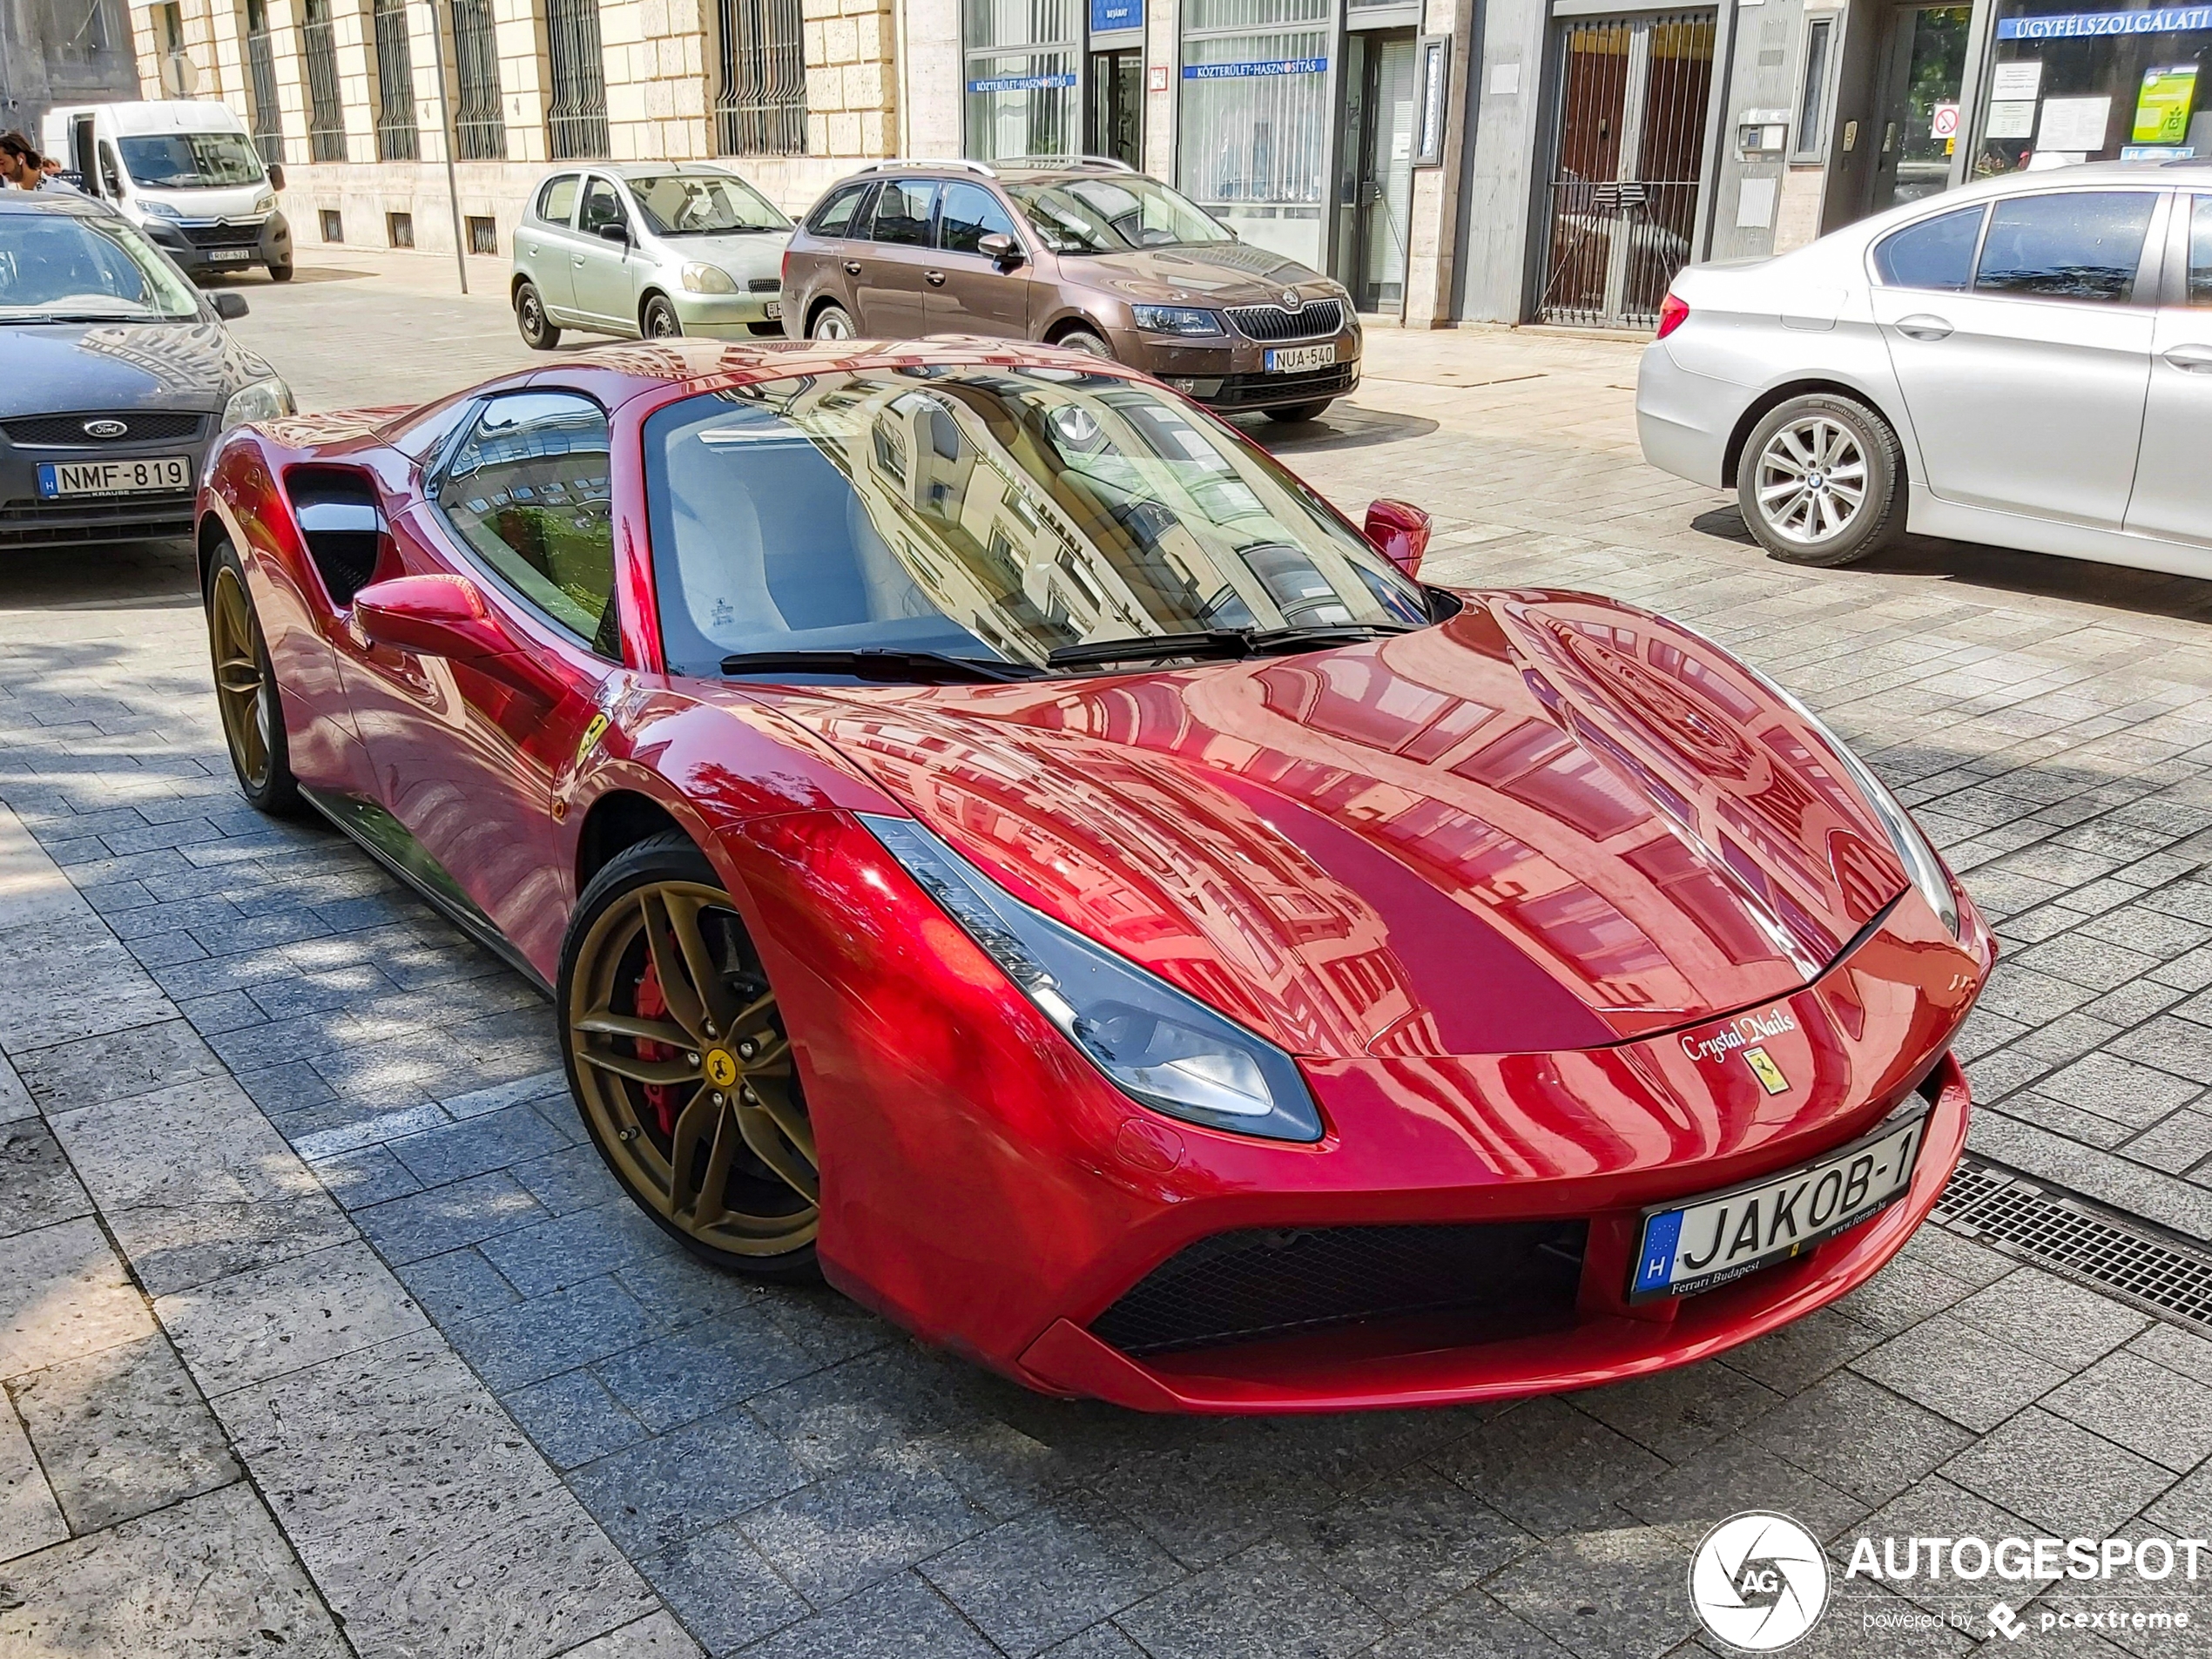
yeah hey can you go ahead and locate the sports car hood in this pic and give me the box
[772,592,1915,1060]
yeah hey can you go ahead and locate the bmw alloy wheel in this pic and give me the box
[1753,416,1867,548]
[566,874,819,1260]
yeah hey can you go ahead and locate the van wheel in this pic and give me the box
[1737,393,1904,569]
[516,281,562,350]
[267,262,294,282]
[643,294,683,338]
[1264,400,1332,422]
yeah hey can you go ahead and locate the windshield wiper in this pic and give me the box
[1045,624,1411,670]
[718,649,1042,684]
[5,311,164,323]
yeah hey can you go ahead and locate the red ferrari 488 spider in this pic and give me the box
[197,339,1990,1413]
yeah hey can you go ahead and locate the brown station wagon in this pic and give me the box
[780,158,1361,422]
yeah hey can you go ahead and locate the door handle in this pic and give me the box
[2162,343,2212,372]
[1895,314,1953,341]
[572,255,585,266]
[925,270,947,286]
[843,260,862,275]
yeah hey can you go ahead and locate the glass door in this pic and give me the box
[1087,47,1143,166]
[1332,30,1419,314]
[1871,3,1972,211]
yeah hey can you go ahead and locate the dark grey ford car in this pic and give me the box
[1,190,293,550]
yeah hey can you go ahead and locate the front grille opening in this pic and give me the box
[1225,298,1347,341]
[1937,1157,2212,1332]
[1,411,205,447]
[1089,1221,1588,1359]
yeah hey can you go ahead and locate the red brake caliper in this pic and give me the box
[634,958,679,1137]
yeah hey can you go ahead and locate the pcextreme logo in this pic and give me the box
[1691,1512,1831,1651]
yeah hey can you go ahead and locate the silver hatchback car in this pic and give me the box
[511,163,792,348]
[1639,160,2212,576]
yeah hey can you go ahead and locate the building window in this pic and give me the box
[373,0,420,160]
[1177,0,1331,266]
[1979,0,2212,175]
[320,206,344,240]
[468,213,498,253]
[450,0,507,158]
[53,0,116,68]
[245,0,285,165]
[301,0,347,162]
[546,0,610,159]
[1793,16,1833,160]
[713,0,807,156]
[963,0,1081,162]
[388,209,415,246]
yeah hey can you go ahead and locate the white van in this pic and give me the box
[41,100,293,283]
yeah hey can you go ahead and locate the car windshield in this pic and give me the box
[1002,175,1232,253]
[644,366,1429,678]
[0,209,200,320]
[117,132,265,189]
[628,173,787,235]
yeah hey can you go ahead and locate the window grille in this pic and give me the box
[450,0,507,158]
[302,0,347,162]
[373,0,420,161]
[246,0,285,165]
[713,0,807,156]
[546,0,610,159]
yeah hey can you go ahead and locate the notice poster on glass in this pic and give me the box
[1987,101,2038,138]
[2039,95,2112,151]
[1990,60,2043,102]
[2134,65,2200,145]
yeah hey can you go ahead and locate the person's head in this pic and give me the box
[0,132,39,186]
[39,156,61,178]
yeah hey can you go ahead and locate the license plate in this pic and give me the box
[209,247,253,262]
[1629,1101,1932,1301]
[37,456,192,498]
[1264,343,1336,374]
[764,300,781,320]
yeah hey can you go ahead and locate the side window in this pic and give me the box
[536,173,579,226]
[1974,191,2156,303]
[577,178,626,238]
[98,140,125,199]
[939,182,1017,254]
[2190,196,2211,307]
[808,181,871,237]
[434,393,620,657]
[868,179,937,247]
[1872,205,1985,292]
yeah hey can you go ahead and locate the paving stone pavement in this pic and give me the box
[2,248,2211,1655]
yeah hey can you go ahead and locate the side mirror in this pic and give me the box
[354,573,520,664]
[977,231,1022,267]
[266,163,286,191]
[211,291,248,320]
[597,220,631,245]
[1363,498,1432,581]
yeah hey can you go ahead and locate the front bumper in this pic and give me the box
[671,288,785,337]
[1116,323,1364,412]
[0,422,214,548]
[735,810,1990,1413]
[145,211,293,277]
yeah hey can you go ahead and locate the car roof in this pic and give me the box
[0,190,125,219]
[551,161,752,181]
[55,99,248,136]
[1937,157,2212,202]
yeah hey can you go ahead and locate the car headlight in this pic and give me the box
[1737,661,1960,940]
[253,191,276,213]
[1130,305,1223,336]
[861,813,1324,1143]
[139,200,183,219]
[680,262,738,294]
[220,375,294,429]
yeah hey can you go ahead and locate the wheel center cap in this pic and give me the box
[704,1049,739,1089]
[1808,471,1825,489]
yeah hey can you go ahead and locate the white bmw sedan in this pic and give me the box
[1637,160,2211,572]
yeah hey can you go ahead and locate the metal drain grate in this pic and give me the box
[1934,1157,2212,1331]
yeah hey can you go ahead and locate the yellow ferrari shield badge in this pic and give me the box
[1743,1046,1791,1096]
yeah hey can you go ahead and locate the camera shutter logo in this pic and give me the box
[1689,1512,1830,1650]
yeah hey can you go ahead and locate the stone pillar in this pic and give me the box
[265,0,312,164]
[900,0,959,158]
[494,0,550,164]
[597,0,708,161]
[805,0,894,159]
[207,0,253,121]
[1401,0,1473,327]
[331,0,379,163]
[1143,0,1174,180]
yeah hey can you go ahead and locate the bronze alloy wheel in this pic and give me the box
[210,564,273,792]
[566,866,819,1264]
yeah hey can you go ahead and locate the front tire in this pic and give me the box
[1264,399,1332,423]
[560,832,820,1278]
[516,281,562,350]
[266,261,294,282]
[1737,393,1903,568]
[206,538,301,816]
[809,303,855,341]
[1055,327,1112,360]
[643,293,683,339]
